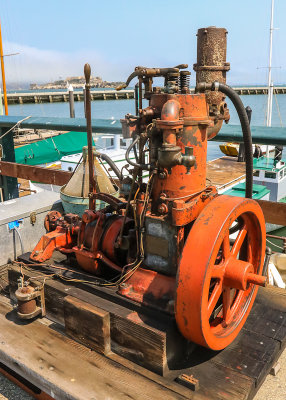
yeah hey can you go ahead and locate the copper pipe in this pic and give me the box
[0,20,8,115]
[84,63,95,209]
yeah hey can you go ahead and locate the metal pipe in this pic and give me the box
[84,63,95,209]
[94,151,122,181]
[134,83,139,116]
[0,20,8,115]
[126,136,151,171]
[194,27,230,105]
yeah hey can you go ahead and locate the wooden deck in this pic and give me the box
[207,156,245,189]
[1,260,285,400]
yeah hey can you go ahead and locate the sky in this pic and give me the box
[1,0,286,88]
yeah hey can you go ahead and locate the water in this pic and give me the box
[6,93,286,161]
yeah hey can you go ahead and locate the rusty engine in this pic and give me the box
[29,27,266,350]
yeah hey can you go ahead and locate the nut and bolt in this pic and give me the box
[158,203,168,215]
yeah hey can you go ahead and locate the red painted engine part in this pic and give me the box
[73,211,127,274]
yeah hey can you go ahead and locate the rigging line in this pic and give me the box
[0,115,31,140]
[50,136,61,155]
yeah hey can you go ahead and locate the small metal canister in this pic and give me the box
[15,285,45,320]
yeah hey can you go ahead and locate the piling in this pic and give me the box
[68,84,75,118]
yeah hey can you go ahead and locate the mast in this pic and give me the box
[0,19,8,115]
[266,0,275,157]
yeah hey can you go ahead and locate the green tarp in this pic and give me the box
[15,131,94,166]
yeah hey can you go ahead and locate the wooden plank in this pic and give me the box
[207,156,245,187]
[244,303,286,348]
[110,311,167,375]
[64,295,111,355]
[186,360,254,400]
[0,161,72,186]
[0,298,187,400]
[257,199,286,225]
[256,285,286,313]
[8,265,173,376]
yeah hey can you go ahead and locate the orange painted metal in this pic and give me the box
[171,186,217,226]
[30,227,74,263]
[175,195,266,350]
[151,93,211,203]
[118,267,176,312]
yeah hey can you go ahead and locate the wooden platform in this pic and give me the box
[207,156,245,190]
[2,261,285,400]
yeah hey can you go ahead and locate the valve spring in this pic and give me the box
[165,73,179,93]
[179,71,191,93]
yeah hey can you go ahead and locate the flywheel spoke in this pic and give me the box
[208,281,223,318]
[222,233,230,259]
[222,287,232,323]
[231,224,247,258]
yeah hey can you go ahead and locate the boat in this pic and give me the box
[219,142,275,157]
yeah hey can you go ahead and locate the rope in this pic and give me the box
[266,238,284,251]
[0,116,31,140]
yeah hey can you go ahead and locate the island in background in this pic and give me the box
[30,75,124,90]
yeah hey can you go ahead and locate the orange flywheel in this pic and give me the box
[175,195,266,350]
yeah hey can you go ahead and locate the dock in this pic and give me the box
[6,89,134,105]
[5,86,286,105]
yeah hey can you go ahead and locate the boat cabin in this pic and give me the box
[252,157,286,202]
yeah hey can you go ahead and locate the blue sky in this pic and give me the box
[1,0,286,86]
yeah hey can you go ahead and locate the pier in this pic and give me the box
[4,86,286,105]
[232,86,286,95]
[6,89,134,105]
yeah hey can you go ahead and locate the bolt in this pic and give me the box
[158,203,168,214]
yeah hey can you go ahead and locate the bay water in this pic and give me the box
[7,93,286,161]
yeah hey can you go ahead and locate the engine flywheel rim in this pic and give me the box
[175,195,266,350]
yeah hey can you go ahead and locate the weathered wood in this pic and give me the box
[256,284,286,312]
[110,311,168,375]
[191,360,254,400]
[0,161,72,186]
[7,263,286,400]
[244,303,286,348]
[64,295,111,355]
[207,156,245,188]
[8,265,175,376]
[0,298,187,400]
[257,199,286,225]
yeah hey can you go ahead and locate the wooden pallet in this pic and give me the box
[3,261,286,400]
